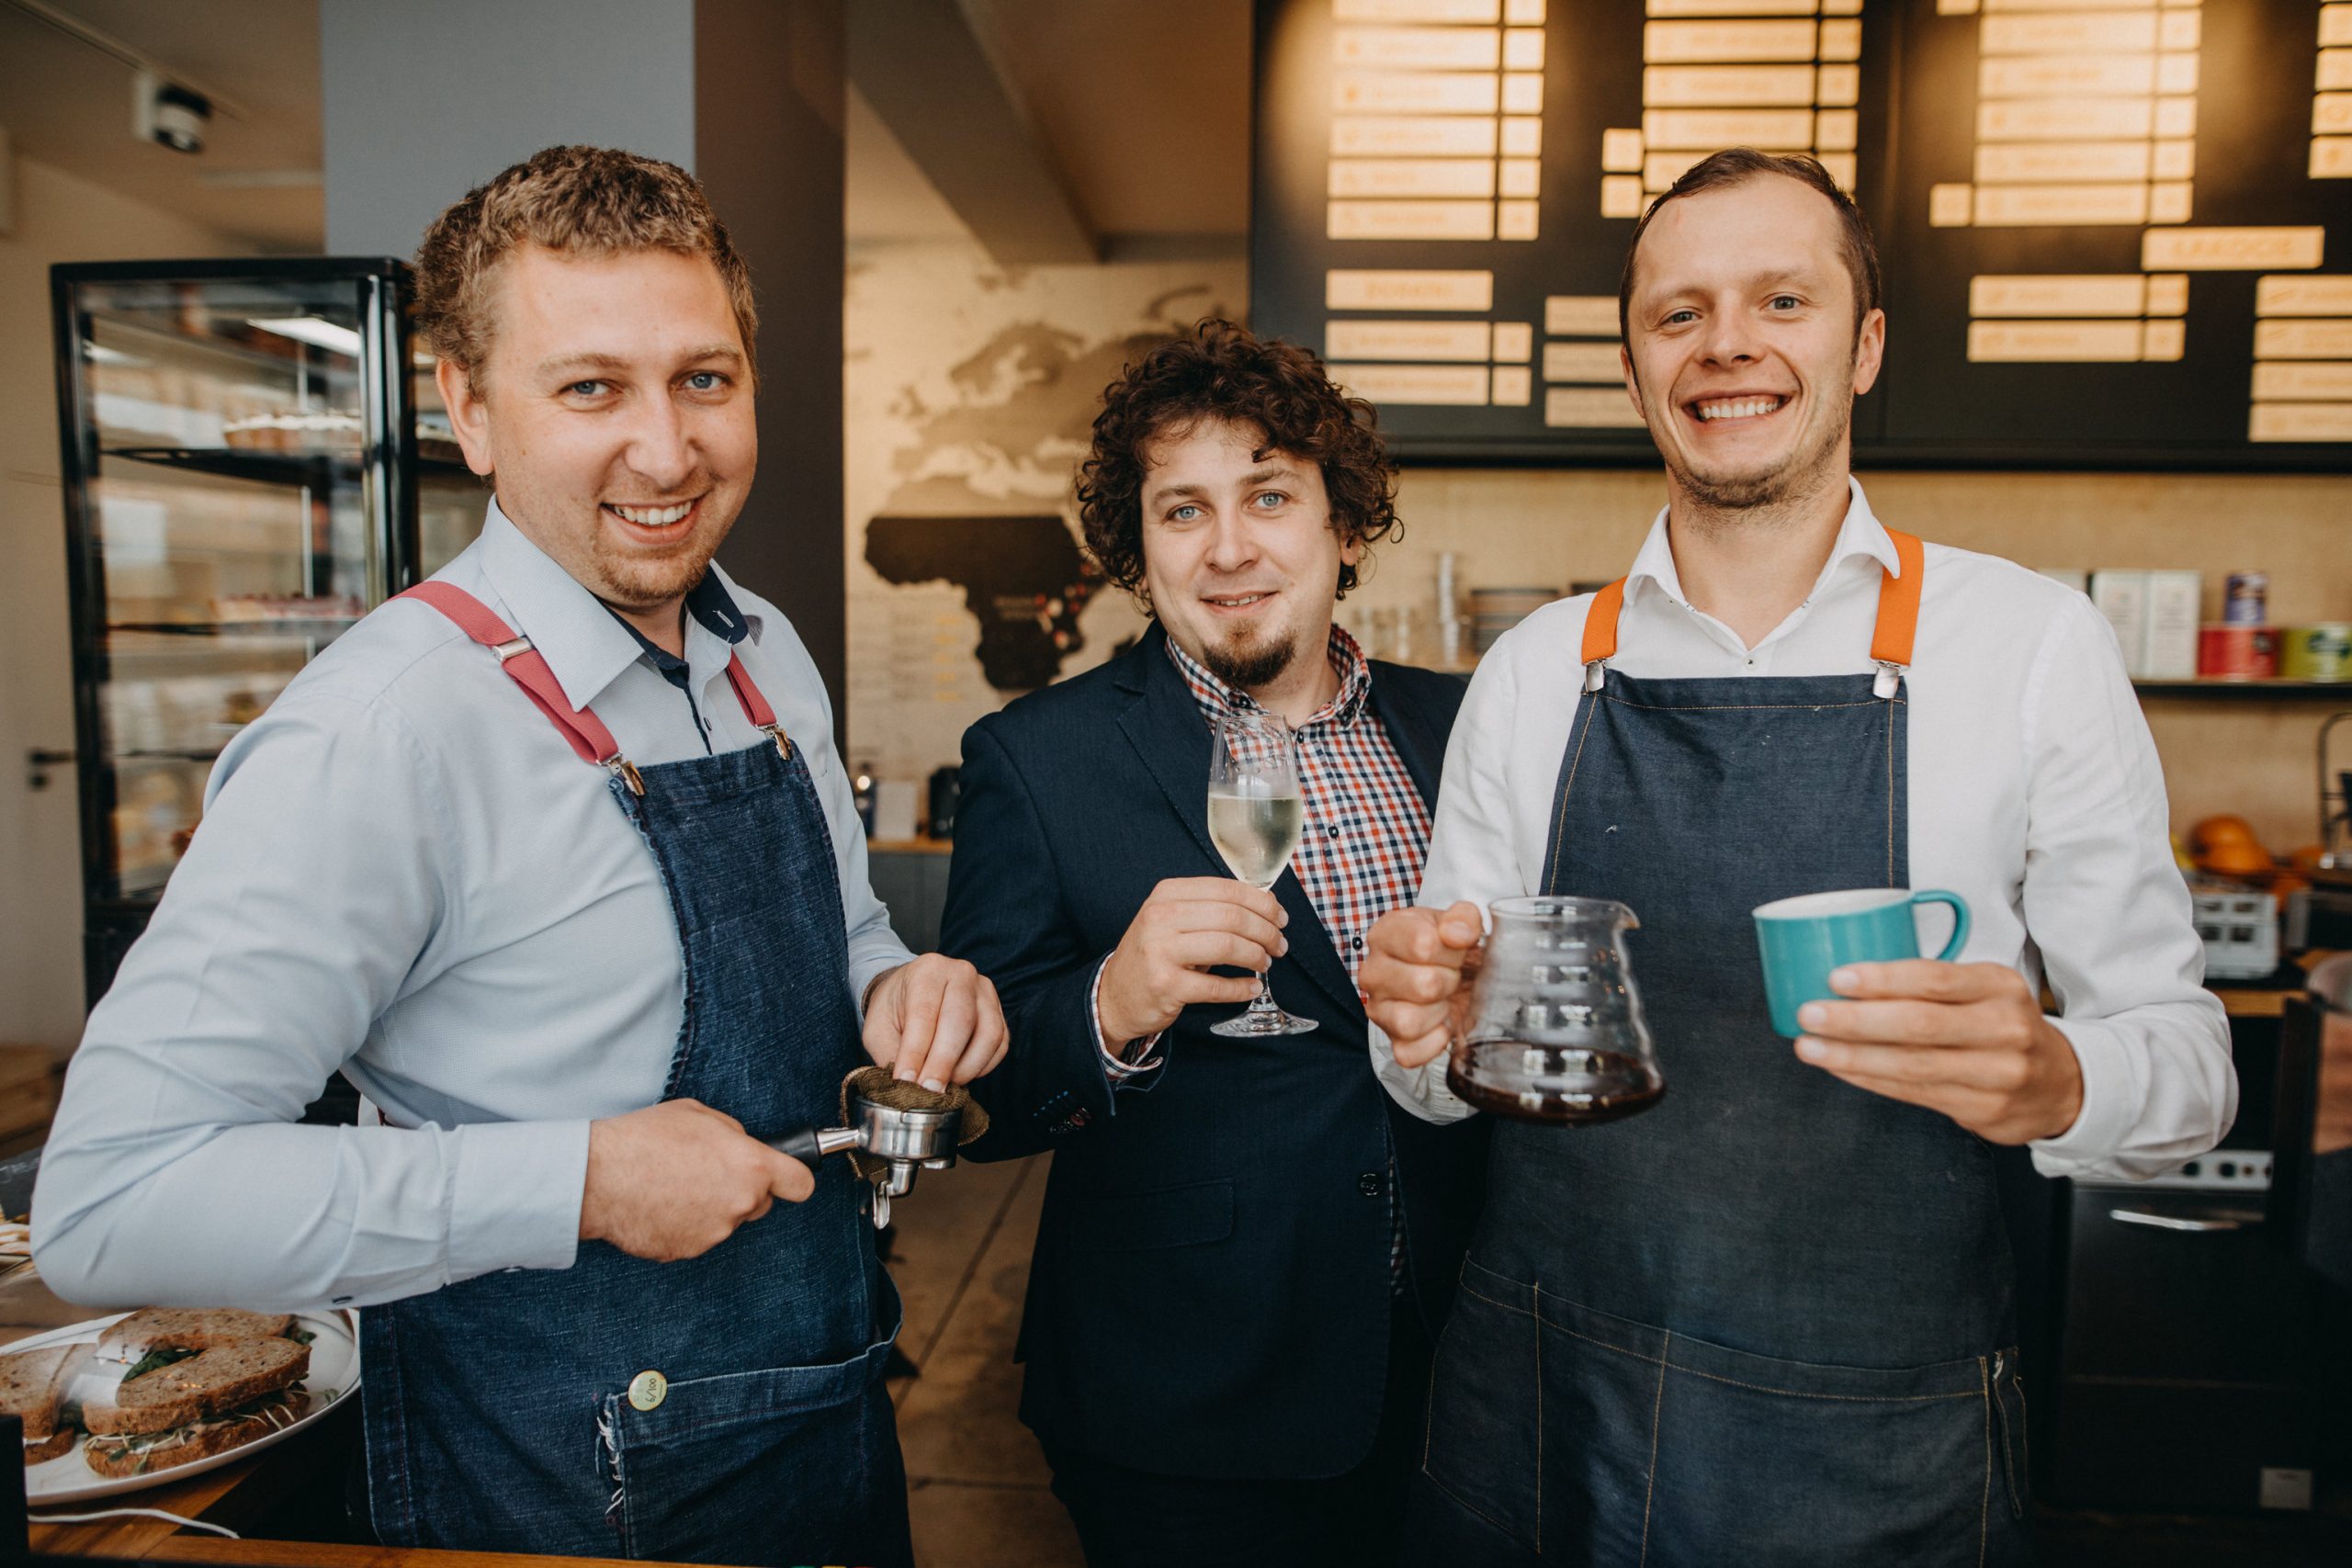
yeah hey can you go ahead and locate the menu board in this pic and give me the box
[1250,0,2352,468]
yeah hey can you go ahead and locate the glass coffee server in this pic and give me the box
[51,258,483,1002]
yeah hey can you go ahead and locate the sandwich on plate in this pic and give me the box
[79,1320,313,1479]
[1,1345,85,1464]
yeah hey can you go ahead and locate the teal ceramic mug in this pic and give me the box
[1752,888,1972,1038]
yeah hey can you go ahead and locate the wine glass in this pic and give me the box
[1205,709,1317,1037]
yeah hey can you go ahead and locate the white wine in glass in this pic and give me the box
[1206,710,1317,1037]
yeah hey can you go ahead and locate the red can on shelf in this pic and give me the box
[2196,624,2279,680]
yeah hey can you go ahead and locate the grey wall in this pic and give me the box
[320,0,698,258]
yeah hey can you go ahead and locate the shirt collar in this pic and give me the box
[1623,476,1897,609]
[1162,623,1374,730]
[603,571,753,675]
[474,499,755,713]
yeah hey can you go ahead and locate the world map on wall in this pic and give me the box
[865,513,1100,691]
[860,293,1226,692]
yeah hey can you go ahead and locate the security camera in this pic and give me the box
[133,69,210,155]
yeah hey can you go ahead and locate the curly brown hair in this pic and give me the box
[413,145,759,395]
[1077,320,1400,608]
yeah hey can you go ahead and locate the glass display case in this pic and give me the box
[50,257,480,1002]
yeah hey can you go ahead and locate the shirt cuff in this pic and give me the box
[447,1118,590,1282]
[2028,1015,2136,1177]
[1089,956,1164,1084]
[1369,1018,1477,1124]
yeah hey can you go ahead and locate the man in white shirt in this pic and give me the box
[1362,151,2233,1567]
[35,146,1002,1567]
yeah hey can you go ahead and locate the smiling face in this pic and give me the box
[439,243,756,637]
[1619,173,1884,513]
[1138,417,1360,696]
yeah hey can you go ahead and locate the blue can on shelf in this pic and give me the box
[2224,571,2268,625]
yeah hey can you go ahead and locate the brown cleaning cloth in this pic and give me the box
[838,1065,989,1186]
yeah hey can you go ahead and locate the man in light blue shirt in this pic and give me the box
[34,145,998,1566]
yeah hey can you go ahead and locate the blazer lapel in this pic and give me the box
[1117,626,1362,1023]
[1369,662,1449,811]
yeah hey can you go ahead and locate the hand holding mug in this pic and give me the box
[1756,888,2083,1145]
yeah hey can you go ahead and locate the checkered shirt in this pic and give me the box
[1166,626,1432,985]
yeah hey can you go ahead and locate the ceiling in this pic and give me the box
[0,0,325,251]
[0,0,1250,255]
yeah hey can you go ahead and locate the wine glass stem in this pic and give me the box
[1249,971,1281,1018]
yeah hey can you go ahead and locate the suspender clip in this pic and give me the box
[605,756,647,796]
[1582,660,1607,694]
[1872,660,1905,701]
[491,635,535,663]
[760,723,793,761]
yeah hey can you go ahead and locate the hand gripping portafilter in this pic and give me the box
[769,1066,988,1228]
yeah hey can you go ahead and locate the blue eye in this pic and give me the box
[685,371,726,391]
[567,380,607,396]
[1251,491,1287,509]
[1170,503,1201,523]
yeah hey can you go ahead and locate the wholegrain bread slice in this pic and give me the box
[0,1345,80,1439]
[22,1428,74,1465]
[97,1308,296,1355]
[82,1337,310,1437]
[83,1389,310,1479]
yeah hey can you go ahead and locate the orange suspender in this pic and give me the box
[1578,528,1925,678]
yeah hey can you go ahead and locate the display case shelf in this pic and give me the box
[107,620,360,637]
[103,446,364,490]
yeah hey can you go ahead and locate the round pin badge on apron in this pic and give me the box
[1415,534,2032,1568]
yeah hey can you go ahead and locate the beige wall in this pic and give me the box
[0,156,252,1051]
[1345,466,2352,855]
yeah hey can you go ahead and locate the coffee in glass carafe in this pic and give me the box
[1447,896,1665,1125]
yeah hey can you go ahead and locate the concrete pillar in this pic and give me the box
[319,0,848,735]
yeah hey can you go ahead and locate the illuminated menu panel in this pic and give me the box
[1872,0,2347,463]
[1252,0,2350,465]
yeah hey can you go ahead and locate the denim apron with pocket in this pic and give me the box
[358,584,913,1567]
[1414,534,2032,1567]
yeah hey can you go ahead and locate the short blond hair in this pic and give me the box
[413,144,759,392]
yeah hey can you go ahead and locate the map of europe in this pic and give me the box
[859,294,1222,691]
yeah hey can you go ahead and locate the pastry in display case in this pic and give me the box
[50,258,468,1002]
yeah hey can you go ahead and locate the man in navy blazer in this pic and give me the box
[941,321,1487,1568]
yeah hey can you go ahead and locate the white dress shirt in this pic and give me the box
[34,501,912,1312]
[1374,479,2235,1183]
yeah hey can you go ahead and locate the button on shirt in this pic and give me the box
[1374,479,2234,1183]
[34,501,912,1311]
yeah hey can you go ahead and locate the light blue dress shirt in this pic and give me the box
[33,501,913,1312]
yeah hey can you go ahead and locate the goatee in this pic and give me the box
[1202,629,1296,692]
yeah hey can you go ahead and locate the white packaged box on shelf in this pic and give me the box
[2089,570,2150,676]
[2142,570,2202,679]
[2191,884,2278,981]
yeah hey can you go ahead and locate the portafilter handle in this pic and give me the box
[768,1124,865,1169]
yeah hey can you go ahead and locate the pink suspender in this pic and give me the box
[398,582,791,796]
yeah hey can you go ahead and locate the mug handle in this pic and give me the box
[1910,890,1970,962]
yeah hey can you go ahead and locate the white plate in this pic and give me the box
[4,1310,358,1505]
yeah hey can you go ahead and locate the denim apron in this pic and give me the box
[1414,534,2031,1567]
[357,583,913,1567]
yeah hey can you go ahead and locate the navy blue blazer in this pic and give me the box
[940,622,1488,1481]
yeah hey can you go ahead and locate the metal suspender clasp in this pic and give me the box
[759,723,793,761]
[1872,660,1905,701]
[492,635,535,663]
[605,756,647,796]
[1583,659,1607,694]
